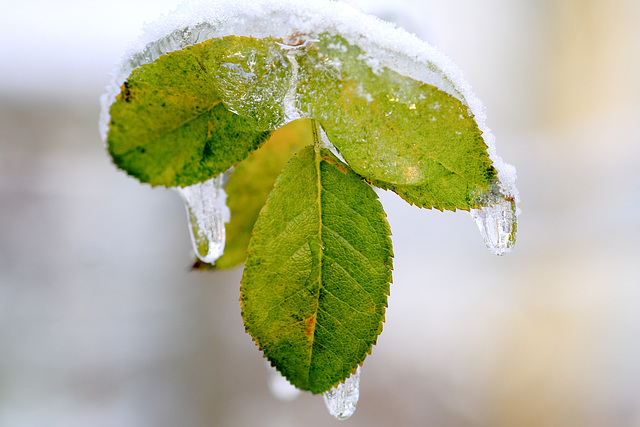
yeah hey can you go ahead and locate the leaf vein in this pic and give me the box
[321,186,382,236]
[322,225,379,273]
[323,254,377,299]
[316,305,369,343]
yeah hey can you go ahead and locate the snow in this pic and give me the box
[100,0,519,214]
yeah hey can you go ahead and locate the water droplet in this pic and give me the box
[323,366,361,420]
[175,174,230,263]
[470,196,517,256]
[266,362,301,401]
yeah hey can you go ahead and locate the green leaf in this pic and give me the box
[296,34,495,210]
[106,36,289,187]
[107,33,497,209]
[212,119,313,269]
[240,145,392,394]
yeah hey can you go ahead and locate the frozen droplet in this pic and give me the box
[175,174,230,263]
[266,362,301,401]
[323,367,361,420]
[470,196,517,256]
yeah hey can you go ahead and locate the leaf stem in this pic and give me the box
[311,119,322,152]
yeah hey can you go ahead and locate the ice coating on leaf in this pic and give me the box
[266,362,302,401]
[99,0,518,215]
[293,33,495,211]
[322,366,361,420]
[175,174,230,263]
[213,36,292,130]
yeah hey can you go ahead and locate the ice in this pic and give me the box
[215,40,291,130]
[322,367,361,420]
[266,362,301,401]
[99,0,519,216]
[282,48,303,123]
[100,0,520,257]
[175,174,230,263]
[470,195,517,256]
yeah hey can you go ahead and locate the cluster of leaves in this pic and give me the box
[106,33,496,393]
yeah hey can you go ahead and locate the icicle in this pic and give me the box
[323,366,361,420]
[266,362,301,401]
[470,195,517,256]
[175,174,230,263]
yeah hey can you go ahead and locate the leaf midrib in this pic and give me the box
[305,146,324,387]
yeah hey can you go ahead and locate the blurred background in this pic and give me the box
[1,0,639,425]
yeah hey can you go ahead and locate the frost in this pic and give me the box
[359,54,382,74]
[101,0,520,411]
[99,0,518,217]
[326,42,348,52]
[175,174,230,263]
[322,366,361,420]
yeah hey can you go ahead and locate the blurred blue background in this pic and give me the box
[1,0,639,426]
